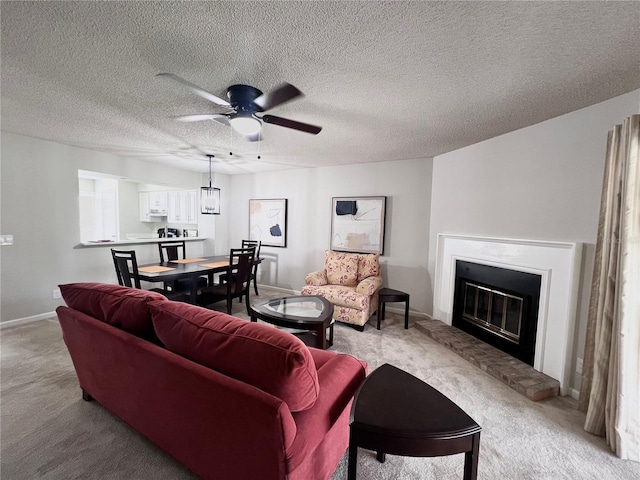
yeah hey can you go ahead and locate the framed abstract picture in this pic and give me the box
[330,196,386,254]
[249,198,288,247]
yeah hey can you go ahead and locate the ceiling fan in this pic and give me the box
[157,73,322,140]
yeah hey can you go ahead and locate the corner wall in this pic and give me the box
[225,159,434,313]
[427,89,640,392]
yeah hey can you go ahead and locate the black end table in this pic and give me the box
[377,288,410,329]
[249,295,335,349]
[348,363,481,479]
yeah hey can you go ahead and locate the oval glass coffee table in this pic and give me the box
[249,295,335,349]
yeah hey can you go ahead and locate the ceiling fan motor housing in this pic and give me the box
[227,84,264,115]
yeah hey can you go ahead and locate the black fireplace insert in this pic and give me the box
[452,260,541,365]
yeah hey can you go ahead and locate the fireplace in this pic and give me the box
[434,234,582,394]
[452,261,541,365]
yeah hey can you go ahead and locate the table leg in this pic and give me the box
[316,324,327,349]
[376,451,386,463]
[463,432,481,480]
[404,297,410,329]
[347,429,358,480]
[377,301,383,330]
[189,279,198,304]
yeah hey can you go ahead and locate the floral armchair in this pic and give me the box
[301,250,382,330]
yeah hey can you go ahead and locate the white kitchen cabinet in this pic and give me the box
[186,190,198,224]
[139,192,168,222]
[167,190,198,225]
[148,192,168,213]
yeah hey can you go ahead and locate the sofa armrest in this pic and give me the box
[287,353,367,473]
[356,276,383,296]
[305,270,328,286]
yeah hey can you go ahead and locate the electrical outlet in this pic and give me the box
[52,288,62,299]
[576,357,583,375]
[0,234,14,245]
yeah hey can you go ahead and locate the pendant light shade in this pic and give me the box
[201,155,220,215]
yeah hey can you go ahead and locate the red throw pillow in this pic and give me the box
[149,300,320,412]
[59,283,167,337]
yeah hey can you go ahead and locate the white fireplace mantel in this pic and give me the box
[433,234,583,394]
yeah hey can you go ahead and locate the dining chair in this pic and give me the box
[158,240,186,262]
[111,249,187,301]
[219,240,261,299]
[158,240,208,292]
[242,240,262,296]
[197,247,255,315]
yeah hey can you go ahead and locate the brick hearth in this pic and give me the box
[415,318,560,401]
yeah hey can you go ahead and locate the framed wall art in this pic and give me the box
[249,198,288,247]
[330,196,386,254]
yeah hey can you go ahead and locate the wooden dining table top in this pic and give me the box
[136,255,263,304]
[136,255,234,281]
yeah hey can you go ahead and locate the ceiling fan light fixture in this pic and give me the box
[229,116,262,136]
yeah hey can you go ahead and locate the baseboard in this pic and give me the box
[383,306,431,319]
[1,311,56,330]
[570,388,580,401]
[257,284,299,295]
[0,287,430,330]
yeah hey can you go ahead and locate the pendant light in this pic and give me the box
[201,154,220,215]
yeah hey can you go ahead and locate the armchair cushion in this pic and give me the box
[324,251,358,286]
[357,253,381,282]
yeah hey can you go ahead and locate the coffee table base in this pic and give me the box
[285,322,334,349]
[249,295,335,350]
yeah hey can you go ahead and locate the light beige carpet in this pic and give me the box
[1,288,638,479]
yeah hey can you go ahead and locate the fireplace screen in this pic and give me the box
[462,282,523,344]
[452,260,541,365]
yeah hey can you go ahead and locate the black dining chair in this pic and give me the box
[158,240,208,292]
[197,247,255,315]
[219,240,261,300]
[242,240,262,296]
[158,240,186,263]
[111,249,187,302]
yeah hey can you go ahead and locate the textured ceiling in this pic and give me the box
[1,1,639,175]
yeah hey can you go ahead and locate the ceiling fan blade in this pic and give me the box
[174,114,229,123]
[156,73,231,107]
[253,83,303,112]
[261,114,322,134]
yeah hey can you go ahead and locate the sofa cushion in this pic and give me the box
[149,300,320,412]
[324,250,358,287]
[59,282,166,337]
[356,253,380,283]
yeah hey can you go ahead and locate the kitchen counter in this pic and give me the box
[76,236,208,248]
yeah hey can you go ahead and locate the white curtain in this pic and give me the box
[581,115,639,461]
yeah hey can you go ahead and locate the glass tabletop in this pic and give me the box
[259,296,329,320]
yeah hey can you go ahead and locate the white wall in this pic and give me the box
[0,133,218,322]
[428,89,640,390]
[224,159,434,312]
[1,132,432,323]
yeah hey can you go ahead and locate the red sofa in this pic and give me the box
[56,283,367,480]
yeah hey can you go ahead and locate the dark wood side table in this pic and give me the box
[377,288,410,329]
[348,363,481,480]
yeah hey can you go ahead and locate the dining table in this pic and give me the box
[136,255,262,304]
